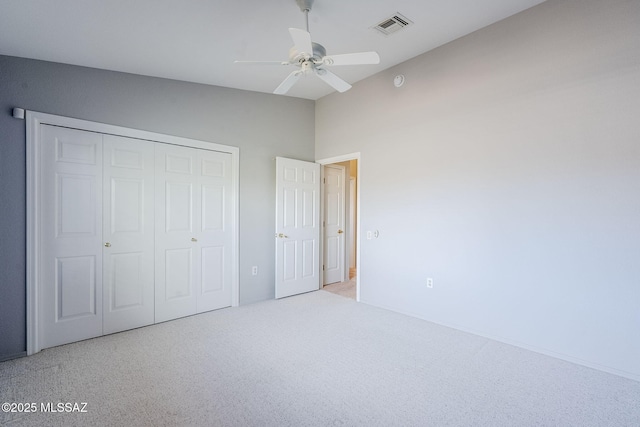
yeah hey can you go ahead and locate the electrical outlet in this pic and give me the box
[252,266,258,276]
[427,278,433,288]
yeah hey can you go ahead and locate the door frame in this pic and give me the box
[26,111,240,355]
[317,152,361,301]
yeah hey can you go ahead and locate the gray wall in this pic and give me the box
[0,55,315,360]
[316,0,640,380]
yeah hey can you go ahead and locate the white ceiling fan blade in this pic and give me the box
[323,51,380,66]
[274,70,303,95]
[234,60,290,66]
[314,68,352,93]
[289,28,313,55]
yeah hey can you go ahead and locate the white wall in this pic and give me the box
[316,0,640,380]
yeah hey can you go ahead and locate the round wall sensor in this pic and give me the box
[393,75,405,87]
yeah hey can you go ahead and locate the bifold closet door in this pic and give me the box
[40,125,104,349]
[38,123,234,348]
[102,135,155,334]
[154,144,233,323]
[40,126,157,348]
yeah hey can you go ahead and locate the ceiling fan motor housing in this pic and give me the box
[289,42,326,64]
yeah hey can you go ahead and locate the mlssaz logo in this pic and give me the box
[41,402,88,413]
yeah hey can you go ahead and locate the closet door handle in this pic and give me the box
[104,242,111,248]
[191,237,198,242]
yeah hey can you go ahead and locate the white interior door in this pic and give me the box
[102,135,155,334]
[275,157,320,298]
[40,125,104,348]
[323,165,345,285]
[155,144,233,322]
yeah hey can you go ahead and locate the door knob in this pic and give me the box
[191,237,198,242]
[276,233,289,238]
[104,242,111,247]
[337,229,344,234]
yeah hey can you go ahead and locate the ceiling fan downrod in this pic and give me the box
[295,0,314,32]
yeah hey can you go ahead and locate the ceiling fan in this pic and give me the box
[235,0,380,95]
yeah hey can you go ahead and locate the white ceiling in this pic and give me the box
[0,0,547,100]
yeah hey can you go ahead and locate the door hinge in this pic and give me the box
[323,265,325,271]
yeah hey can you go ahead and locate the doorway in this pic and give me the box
[318,153,360,301]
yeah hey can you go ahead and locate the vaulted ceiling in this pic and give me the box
[0,0,546,100]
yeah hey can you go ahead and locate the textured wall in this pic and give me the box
[316,0,640,380]
[0,56,314,360]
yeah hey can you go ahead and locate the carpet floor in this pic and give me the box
[1,290,639,426]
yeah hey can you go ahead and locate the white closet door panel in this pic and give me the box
[110,253,143,305]
[202,186,224,231]
[165,247,193,299]
[155,144,198,322]
[103,135,155,334]
[40,125,103,348]
[196,150,232,313]
[201,246,224,293]
[56,256,97,318]
[166,182,193,232]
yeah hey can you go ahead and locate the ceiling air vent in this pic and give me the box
[373,13,412,36]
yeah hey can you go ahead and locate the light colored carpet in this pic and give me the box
[1,290,639,426]
[321,279,356,300]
